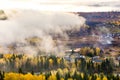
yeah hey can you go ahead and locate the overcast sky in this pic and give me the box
[0,0,120,12]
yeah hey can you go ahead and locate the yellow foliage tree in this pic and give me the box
[95,47,100,56]
[102,76,108,80]
[38,74,46,80]
[48,75,57,80]
[49,58,53,68]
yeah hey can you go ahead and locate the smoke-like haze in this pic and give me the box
[98,27,113,45]
[0,10,85,56]
[92,26,113,48]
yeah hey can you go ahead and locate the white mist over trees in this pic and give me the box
[0,10,85,55]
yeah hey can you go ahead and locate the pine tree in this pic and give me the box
[56,72,60,80]
[0,71,4,80]
[18,68,23,74]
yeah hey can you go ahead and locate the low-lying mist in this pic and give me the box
[0,10,86,56]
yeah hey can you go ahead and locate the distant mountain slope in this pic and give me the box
[77,12,120,26]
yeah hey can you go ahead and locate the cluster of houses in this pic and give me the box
[117,56,120,61]
[64,50,102,63]
[64,49,120,64]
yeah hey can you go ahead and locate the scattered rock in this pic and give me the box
[0,10,7,20]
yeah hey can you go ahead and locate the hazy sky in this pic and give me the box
[0,0,120,12]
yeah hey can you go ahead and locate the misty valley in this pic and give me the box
[0,10,120,80]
